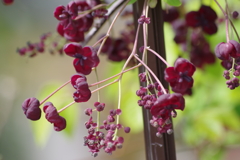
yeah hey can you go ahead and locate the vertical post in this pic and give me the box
[133,1,177,160]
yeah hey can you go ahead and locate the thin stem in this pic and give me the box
[58,101,76,113]
[146,47,170,66]
[134,54,167,94]
[91,80,118,94]
[40,80,71,105]
[229,19,240,42]
[89,63,142,87]
[75,4,108,20]
[94,68,101,131]
[120,24,140,76]
[97,0,130,56]
[214,0,230,42]
[113,79,122,140]
[82,0,125,46]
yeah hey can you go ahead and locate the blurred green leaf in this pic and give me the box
[148,0,158,8]
[128,0,137,5]
[163,0,182,7]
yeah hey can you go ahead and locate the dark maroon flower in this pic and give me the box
[2,0,14,5]
[186,5,218,35]
[73,82,91,102]
[54,1,94,42]
[164,58,196,94]
[71,74,87,89]
[64,43,100,75]
[215,40,240,60]
[215,42,233,60]
[150,93,185,119]
[43,102,66,131]
[163,7,179,23]
[22,97,41,121]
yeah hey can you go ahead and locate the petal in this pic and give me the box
[174,58,196,77]
[185,11,201,27]
[164,67,179,82]
[73,58,92,75]
[199,5,217,21]
[202,22,218,35]
[63,43,83,57]
[71,74,87,89]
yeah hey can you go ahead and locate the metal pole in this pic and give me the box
[133,1,177,160]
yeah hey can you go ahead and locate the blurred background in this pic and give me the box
[0,0,240,160]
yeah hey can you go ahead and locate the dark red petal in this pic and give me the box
[164,67,179,82]
[174,58,196,77]
[63,43,83,57]
[170,80,193,94]
[185,11,201,27]
[215,42,233,60]
[43,102,60,123]
[67,1,78,18]
[54,6,66,21]
[73,58,92,75]
[53,116,67,131]
[71,74,87,89]
[202,22,218,35]
[199,5,217,21]
[57,23,64,37]
[229,40,240,58]
[150,93,185,117]
[22,97,41,121]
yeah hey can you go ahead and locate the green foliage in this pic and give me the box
[148,0,158,8]
[31,82,79,147]
[163,0,182,7]
[128,0,137,5]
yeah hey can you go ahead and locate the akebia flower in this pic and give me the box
[43,102,66,131]
[22,97,41,121]
[215,40,240,60]
[186,5,218,35]
[64,43,100,75]
[150,93,185,119]
[164,58,196,94]
[71,74,91,102]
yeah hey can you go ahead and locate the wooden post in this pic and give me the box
[133,1,177,160]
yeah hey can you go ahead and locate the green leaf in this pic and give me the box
[148,0,158,8]
[31,81,77,146]
[163,0,182,7]
[128,0,137,5]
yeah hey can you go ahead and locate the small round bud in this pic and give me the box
[124,127,131,133]
[156,132,162,138]
[167,129,173,134]
[232,11,239,19]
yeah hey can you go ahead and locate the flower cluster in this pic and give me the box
[54,0,107,42]
[185,5,218,35]
[83,105,130,157]
[17,33,58,57]
[22,97,66,132]
[215,40,240,89]
[150,93,185,136]
[163,5,217,69]
[71,74,91,102]
[164,58,196,95]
